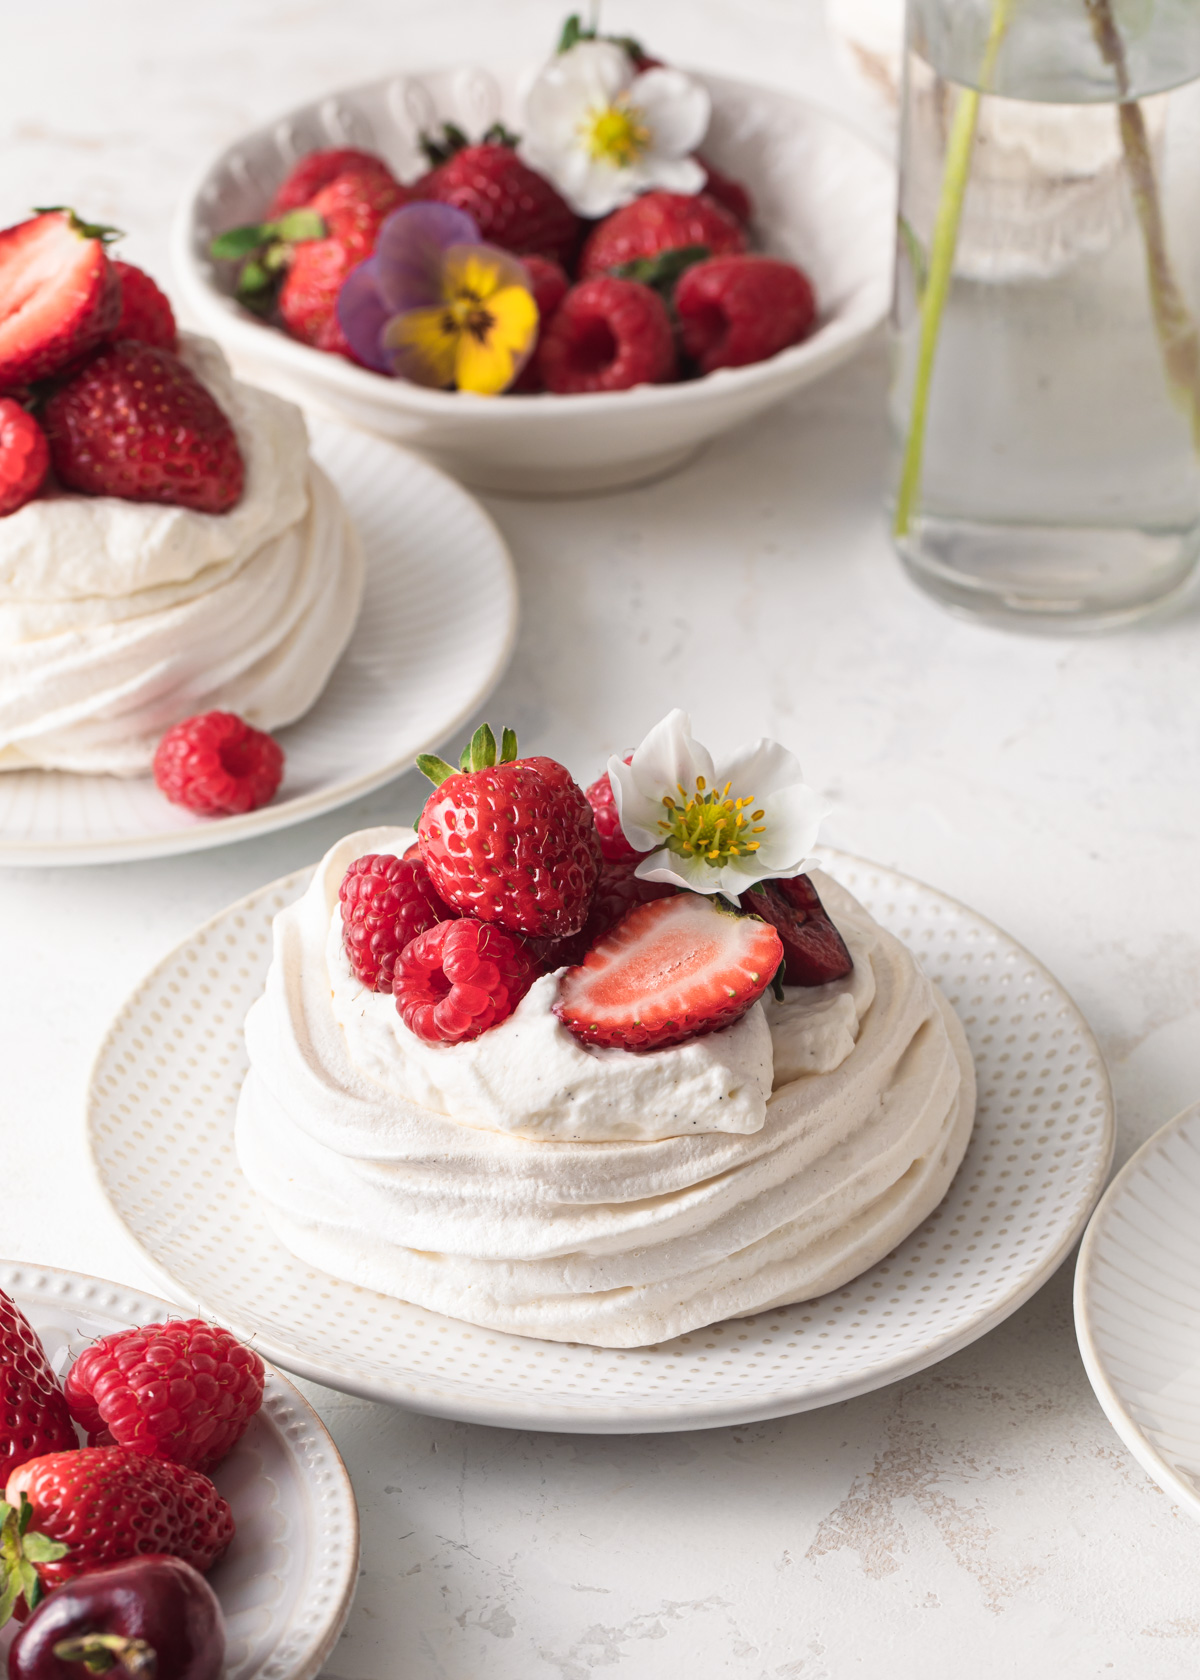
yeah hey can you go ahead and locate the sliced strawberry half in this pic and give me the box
[740,874,853,986]
[0,209,121,391]
[555,892,783,1052]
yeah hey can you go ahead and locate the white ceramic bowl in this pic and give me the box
[173,66,895,495]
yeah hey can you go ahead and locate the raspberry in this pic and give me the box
[153,711,284,817]
[394,918,537,1044]
[538,277,676,394]
[64,1319,264,1474]
[0,399,49,516]
[579,190,746,279]
[339,851,457,991]
[585,761,641,863]
[675,255,817,373]
[112,260,178,350]
[512,255,570,394]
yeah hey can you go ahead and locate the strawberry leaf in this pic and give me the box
[500,728,519,764]
[210,223,272,261]
[416,753,459,787]
[23,1532,69,1563]
[467,723,498,772]
[0,1493,67,1626]
[612,245,710,300]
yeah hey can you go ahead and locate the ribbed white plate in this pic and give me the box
[0,421,516,865]
[1075,1100,1200,1518]
[87,850,1114,1433]
[0,1261,358,1680]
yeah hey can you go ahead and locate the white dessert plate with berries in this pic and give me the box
[174,48,895,494]
[0,1260,359,1680]
[1074,1099,1200,1522]
[87,826,1115,1433]
[0,415,517,866]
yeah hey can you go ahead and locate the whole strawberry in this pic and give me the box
[279,167,407,348]
[0,1290,77,1485]
[269,147,398,217]
[64,1319,264,1474]
[533,857,677,971]
[414,136,581,268]
[416,724,601,940]
[579,190,745,279]
[739,874,852,986]
[3,1447,233,1605]
[340,849,457,991]
[112,260,178,350]
[42,343,244,513]
[0,209,121,391]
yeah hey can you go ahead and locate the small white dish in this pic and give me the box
[173,67,895,495]
[1075,1099,1200,1519]
[87,849,1114,1434]
[0,1260,359,1680]
[0,418,516,866]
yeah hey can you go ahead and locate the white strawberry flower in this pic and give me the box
[519,40,711,219]
[607,709,829,898]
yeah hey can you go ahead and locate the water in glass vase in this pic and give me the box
[890,0,1200,631]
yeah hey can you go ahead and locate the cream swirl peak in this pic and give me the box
[0,335,363,776]
[235,826,976,1347]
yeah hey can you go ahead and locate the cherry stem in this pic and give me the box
[52,1635,157,1678]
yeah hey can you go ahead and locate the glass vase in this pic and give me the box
[889,0,1200,631]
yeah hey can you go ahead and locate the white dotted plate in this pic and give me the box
[0,1261,359,1679]
[1075,1099,1200,1519]
[0,420,516,865]
[87,851,1114,1433]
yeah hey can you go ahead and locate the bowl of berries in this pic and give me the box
[174,20,894,493]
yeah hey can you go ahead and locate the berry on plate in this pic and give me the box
[279,168,408,348]
[153,712,284,818]
[340,851,458,992]
[417,724,601,939]
[556,891,783,1051]
[42,341,245,513]
[538,276,675,394]
[0,400,49,517]
[584,762,642,863]
[9,1554,224,1680]
[676,254,816,373]
[578,189,745,279]
[0,208,121,391]
[269,147,398,217]
[63,1319,265,1474]
[739,874,853,986]
[112,259,178,350]
[0,1289,77,1485]
[3,1446,234,1601]
[413,135,581,268]
[394,917,538,1044]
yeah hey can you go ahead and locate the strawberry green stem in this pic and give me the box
[893,0,1015,538]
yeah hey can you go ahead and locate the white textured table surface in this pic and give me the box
[3,2,1200,1675]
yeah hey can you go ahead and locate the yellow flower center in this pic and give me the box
[583,100,650,167]
[444,288,495,344]
[657,778,767,866]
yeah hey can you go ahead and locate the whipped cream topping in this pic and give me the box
[0,336,363,775]
[236,827,976,1347]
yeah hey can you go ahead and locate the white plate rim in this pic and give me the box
[87,850,1116,1433]
[1074,1098,1200,1518]
[0,1257,361,1680]
[0,426,518,868]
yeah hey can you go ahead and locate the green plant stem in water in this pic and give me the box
[1084,0,1200,449]
[893,0,1016,539]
